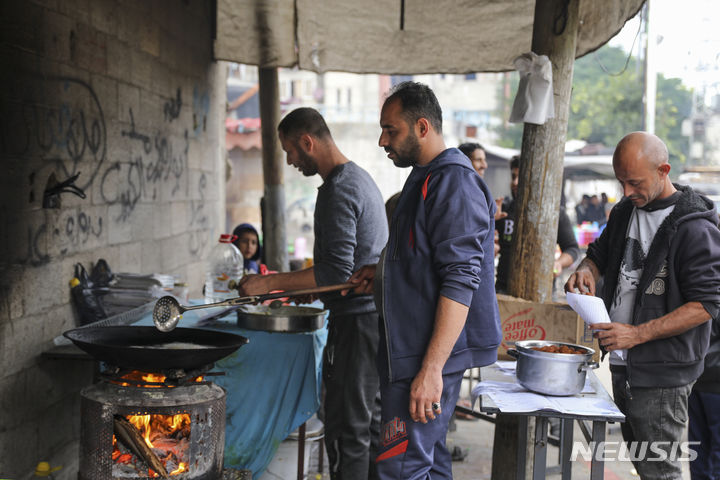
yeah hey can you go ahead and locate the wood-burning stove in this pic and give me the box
[79,366,226,479]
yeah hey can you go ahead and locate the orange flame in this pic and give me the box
[112,413,191,476]
[110,370,203,387]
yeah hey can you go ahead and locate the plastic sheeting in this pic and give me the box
[215,0,645,74]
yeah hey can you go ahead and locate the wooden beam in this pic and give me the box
[508,0,579,303]
[492,1,580,479]
[258,67,289,272]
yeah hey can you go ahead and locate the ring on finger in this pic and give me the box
[432,402,441,411]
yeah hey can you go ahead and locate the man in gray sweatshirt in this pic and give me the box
[238,107,388,480]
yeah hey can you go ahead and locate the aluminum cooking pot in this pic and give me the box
[507,340,598,396]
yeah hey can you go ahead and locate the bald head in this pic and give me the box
[612,132,675,208]
[613,132,669,169]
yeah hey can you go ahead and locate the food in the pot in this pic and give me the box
[532,345,585,354]
[134,342,213,349]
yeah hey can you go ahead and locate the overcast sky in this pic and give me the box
[609,0,720,98]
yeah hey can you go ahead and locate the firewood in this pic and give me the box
[113,415,169,478]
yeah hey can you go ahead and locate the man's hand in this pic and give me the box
[564,258,600,295]
[494,197,507,221]
[591,323,645,350]
[564,268,596,295]
[343,264,377,295]
[553,260,563,278]
[409,365,443,424]
[236,274,271,297]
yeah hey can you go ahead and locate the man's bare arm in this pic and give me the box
[593,301,711,351]
[409,295,468,424]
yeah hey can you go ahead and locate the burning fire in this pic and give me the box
[111,371,204,388]
[112,413,191,477]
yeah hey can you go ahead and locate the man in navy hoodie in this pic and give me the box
[348,82,501,479]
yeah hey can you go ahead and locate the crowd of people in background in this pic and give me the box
[575,193,612,226]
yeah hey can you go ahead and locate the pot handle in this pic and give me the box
[578,361,599,372]
[506,349,519,359]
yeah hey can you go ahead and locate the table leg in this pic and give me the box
[590,421,606,480]
[516,416,528,480]
[533,416,548,480]
[559,418,573,480]
[297,422,306,480]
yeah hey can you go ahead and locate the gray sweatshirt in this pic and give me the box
[313,161,388,316]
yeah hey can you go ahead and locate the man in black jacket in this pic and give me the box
[565,132,720,479]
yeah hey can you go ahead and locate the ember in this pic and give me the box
[110,370,204,388]
[112,413,191,477]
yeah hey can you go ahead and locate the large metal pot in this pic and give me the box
[507,340,598,396]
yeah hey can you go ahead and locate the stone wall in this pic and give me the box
[0,0,226,477]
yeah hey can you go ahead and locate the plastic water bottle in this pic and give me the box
[204,234,243,303]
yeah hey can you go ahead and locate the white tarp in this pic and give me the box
[215,0,645,74]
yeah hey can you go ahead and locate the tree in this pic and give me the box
[494,44,692,170]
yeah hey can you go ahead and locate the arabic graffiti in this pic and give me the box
[6,77,211,266]
[103,107,188,221]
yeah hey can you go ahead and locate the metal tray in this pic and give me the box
[236,305,326,332]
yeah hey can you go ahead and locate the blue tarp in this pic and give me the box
[135,304,327,478]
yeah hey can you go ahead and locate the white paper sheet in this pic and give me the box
[471,380,620,418]
[565,292,626,360]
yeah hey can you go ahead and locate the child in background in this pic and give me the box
[232,223,268,275]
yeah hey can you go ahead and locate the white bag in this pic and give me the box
[509,52,555,125]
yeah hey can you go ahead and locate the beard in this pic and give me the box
[386,132,421,168]
[296,149,319,177]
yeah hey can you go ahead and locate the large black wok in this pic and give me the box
[63,326,248,370]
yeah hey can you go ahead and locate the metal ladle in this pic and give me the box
[152,282,357,332]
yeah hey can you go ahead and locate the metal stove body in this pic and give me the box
[79,366,226,480]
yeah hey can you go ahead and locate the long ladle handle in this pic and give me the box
[177,282,359,312]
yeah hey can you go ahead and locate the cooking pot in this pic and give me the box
[236,305,326,332]
[507,340,598,396]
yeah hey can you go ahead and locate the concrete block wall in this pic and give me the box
[0,0,226,477]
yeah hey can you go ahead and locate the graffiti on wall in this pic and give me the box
[102,107,189,221]
[1,76,212,266]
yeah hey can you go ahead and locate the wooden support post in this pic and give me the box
[492,1,580,479]
[258,67,289,272]
[508,0,579,303]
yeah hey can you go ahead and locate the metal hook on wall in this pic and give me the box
[43,172,86,209]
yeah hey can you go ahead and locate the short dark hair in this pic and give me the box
[277,107,331,142]
[510,155,520,170]
[458,142,485,158]
[384,81,443,134]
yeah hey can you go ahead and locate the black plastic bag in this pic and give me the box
[70,263,109,325]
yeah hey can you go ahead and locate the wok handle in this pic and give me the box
[506,348,519,359]
[578,361,599,372]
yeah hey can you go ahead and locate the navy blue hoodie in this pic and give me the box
[378,148,502,382]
